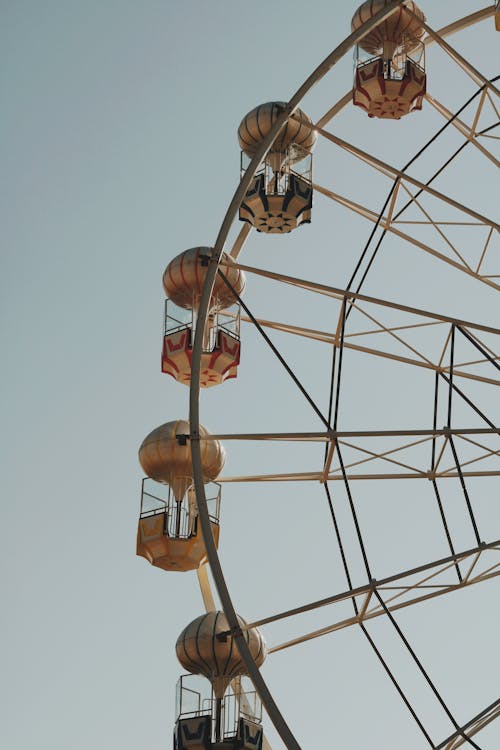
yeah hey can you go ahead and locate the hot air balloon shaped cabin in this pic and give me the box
[238,102,317,233]
[175,612,267,749]
[352,1,427,119]
[162,247,246,388]
[137,420,226,571]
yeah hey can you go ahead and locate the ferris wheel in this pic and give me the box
[137,2,499,748]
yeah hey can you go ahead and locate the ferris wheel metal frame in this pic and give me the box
[184,3,499,748]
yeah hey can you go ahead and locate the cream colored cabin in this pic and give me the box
[162,248,244,386]
[137,494,220,572]
[352,0,427,119]
[137,421,225,571]
[238,102,316,233]
[174,614,267,748]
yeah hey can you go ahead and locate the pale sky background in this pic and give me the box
[1,2,499,749]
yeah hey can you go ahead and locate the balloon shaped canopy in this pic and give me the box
[138,420,226,501]
[176,611,267,698]
[163,247,245,312]
[238,102,317,169]
[352,0,426,56]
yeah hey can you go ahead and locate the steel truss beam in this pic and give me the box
[217,469,500,483]
[228,260,500,385]
[216,540,500,654]
[424,93,499,169]
[239,314,500,386]
[225,261,500,335]
[313,182,500,292]
[437,699,500,749]
[197,428,500,482]
[313,126,499,230]
[205,427,500,441]
[412,11,499,96]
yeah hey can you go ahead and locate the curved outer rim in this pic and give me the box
[187,3,494,748]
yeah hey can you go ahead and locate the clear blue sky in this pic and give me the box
[2,2,498,748]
